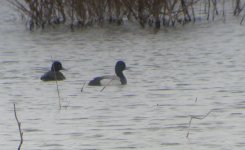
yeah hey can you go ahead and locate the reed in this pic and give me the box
[51,57,61,110]
[9,0,245,30]
[13,104,23,150]
[186,98,216,139]
[100,76,116,92]
[81,81,86,93]
[186,109,214,138]
[54,69,62,110]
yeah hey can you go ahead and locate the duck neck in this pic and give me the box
[116,71,127,85]
[51,67,59,72]
[51,67,56,72]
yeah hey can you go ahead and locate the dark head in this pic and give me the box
[115,61,126,75]
[115,61,127,85]
[51,61,64,72]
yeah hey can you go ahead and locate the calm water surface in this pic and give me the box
[0,1,245,150]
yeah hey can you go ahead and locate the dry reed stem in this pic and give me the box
[54,73,61,110]
[13,104,23,150]
[186,98,215,139]
[100,76,116,92]
[51,57,61,110]
[186,109,214,138]
[81,81,86,93]
[9,0,245,30]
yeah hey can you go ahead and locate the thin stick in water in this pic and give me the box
[186,117,193,138]
[81,81,86,93]
[54,76,61,109]
[186,109,214,138]
[14,104,23,150]
[51,56,61,109]
[240,13,245,24]
[100,76,115,92]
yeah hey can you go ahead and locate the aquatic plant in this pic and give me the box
[186,98,217,139]
[9,0,245,30]
[13,104,23,150]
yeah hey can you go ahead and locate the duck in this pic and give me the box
[41,61,66,81]
[88,61,127,86]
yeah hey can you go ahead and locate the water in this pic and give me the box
[0,1,245,150]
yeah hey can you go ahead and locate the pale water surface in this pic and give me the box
[0,1,245,150]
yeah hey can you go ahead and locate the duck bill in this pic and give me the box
[125,67,130,70]
[61,67,67,71]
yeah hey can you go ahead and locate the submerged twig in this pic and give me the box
[240,13,245,24]
[51,56,61,110]
[186,109,214,138]
[100,76,115,92]
[14,104,23,150]
[54,74,61,109]
[186,117,193,138]
[81,81,86,93]
[190,109,214,120]
[186,97,215,139]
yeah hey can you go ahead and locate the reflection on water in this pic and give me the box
[0,1,245,150]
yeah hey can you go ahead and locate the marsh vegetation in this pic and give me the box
[9,0,245,30]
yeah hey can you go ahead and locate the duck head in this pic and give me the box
[115,61,126,76]
[51,61,64,72]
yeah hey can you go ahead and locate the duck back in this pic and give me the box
[41,71,65,81]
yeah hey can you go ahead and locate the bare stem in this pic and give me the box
[186,109,215,138]
[54,75,61,110]
[51,56,61,110]
[81,81,86,93]
[186,117,193,138]
[100,76,115,92]
[14,104,23,150]
[12,0,244,29]
[240,13,245,24]
[186,97,215,138]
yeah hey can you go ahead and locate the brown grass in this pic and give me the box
[9,0,245,30]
